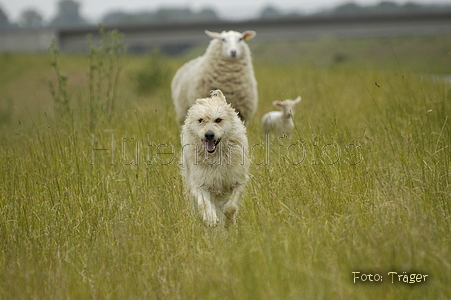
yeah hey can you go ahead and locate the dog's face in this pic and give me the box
[205,30,256,59]
[184,91,238,154]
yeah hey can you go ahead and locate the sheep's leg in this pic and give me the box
[223,183,246,226]
[192,187,218,227]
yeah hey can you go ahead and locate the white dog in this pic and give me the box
[181,90,249,227]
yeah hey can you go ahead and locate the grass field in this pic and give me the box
[1,33,450,299]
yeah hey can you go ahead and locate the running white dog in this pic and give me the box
[181,90,249,227]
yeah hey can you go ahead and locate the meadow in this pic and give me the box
[1,31,450,299]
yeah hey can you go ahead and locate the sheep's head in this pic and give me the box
[205,30,256,59]
[273,96,302,119]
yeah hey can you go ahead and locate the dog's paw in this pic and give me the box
[223,203,237,224]
[202,208,219,228]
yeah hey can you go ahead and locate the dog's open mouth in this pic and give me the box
[202,139,221,153]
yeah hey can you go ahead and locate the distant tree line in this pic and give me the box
[0,0,88,29]
[322,1,441,15]
[1,0,450,29]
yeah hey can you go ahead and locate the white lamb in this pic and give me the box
[262,96,302,137]
[171,30,258,125]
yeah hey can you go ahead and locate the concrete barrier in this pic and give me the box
[0,28,57,53]
[1,11,451,54]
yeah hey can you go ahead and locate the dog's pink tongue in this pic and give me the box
[202,140,215,151]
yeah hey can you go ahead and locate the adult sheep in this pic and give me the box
[171,30,258,125]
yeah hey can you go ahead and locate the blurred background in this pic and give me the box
[1,0,451,54]
[1,2,451,299]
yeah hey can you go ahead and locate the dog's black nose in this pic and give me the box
[205,131,215,140]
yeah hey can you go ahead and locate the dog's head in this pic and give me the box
[184,90,240,154]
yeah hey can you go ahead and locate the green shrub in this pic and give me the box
[134,49,172,95]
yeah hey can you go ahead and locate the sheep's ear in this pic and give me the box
[205,30,222,39]
[273,101,283,107]
[242,30,256,41]
[294,96,302,104]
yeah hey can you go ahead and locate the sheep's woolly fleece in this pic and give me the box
[181,90,249,227]
[172,30,258,125]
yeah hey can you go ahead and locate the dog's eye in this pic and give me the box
[198,118,203,123]
[215,118,222,123]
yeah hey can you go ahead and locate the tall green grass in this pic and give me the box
[0,34,450,299]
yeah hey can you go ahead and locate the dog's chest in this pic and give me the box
[196,163,241,191]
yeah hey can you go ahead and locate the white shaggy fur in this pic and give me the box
[172,30,258,125]
[262,96,302,137]
[181,90,249,227]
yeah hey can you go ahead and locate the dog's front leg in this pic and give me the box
[223,183,246,226]
[193,188,218,227]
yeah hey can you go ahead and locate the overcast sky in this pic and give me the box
[2,0,451,23]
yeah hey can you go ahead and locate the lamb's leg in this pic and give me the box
[192,187,218,227]
[223,183,246,226]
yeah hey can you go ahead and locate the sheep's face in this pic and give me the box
[205,30,256,59]
[273,96,302,119]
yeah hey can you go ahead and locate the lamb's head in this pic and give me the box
[185,90,240,154]
[205,30,256,59]
[273,96,302,119]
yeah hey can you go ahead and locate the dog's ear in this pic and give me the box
[211,89,226,102]
[294,96,302,104]
[196,98,208,105]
